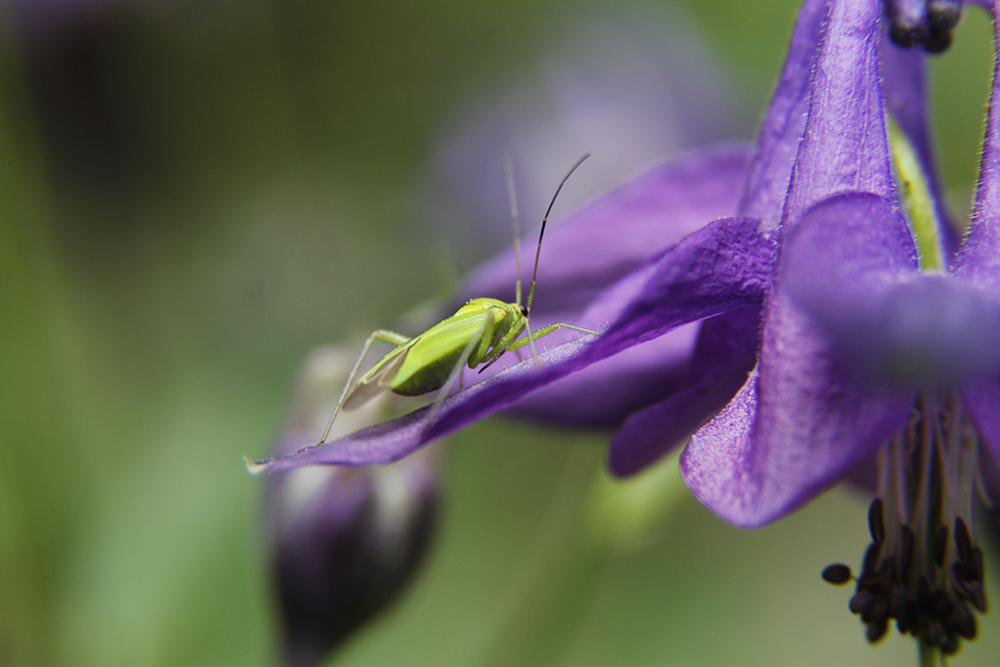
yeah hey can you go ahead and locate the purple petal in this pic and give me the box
[737,0,829,225]
[607,305,760,477]
[680,0,909,528]
[256,410,439,471]
[251,216,774,471]
[858,278,1000,382]
[459,145,750,318]
[957,0,1000,291]
[782,193,917,302]
[682,218,914,526]
[958,214,1000,299]
[782,0,893,223]
[784,193,1000,384]
[506,322,700,428]
[681,362,912,528]
[515,215,768,428]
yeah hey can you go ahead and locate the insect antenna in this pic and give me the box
[518,153,590,369]
[526,153,590,315]
[502,151,523,308]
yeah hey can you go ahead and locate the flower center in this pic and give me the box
[822,391,986,655]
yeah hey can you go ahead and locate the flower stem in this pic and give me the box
[918,640,944,667]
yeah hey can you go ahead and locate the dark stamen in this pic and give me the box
[863,596,891,625]
[866,617,890,644]
[952,561,977,591]
[890,23,927,48]
[888,4,929,49]
[949,603,977,640]
[926,589,952,621]
[971,547,985,582]
[831,392,986,654]
[850,589,876,616]
[933,526,949,568]
[954,517,973,564]
[822,564,853,585]
[895,593,916,634]
[971,587,987,614]
[927,0,962,32]
[923,25,952,54]
[918,576,931,608]
[869,498,886,544]
[942,634,960,656]
[861,542,882,578]
[926,620,946,647]
[873,558,895,596]
[900,525,915,575]
[884,0,960,53]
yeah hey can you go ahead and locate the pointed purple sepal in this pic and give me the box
[738,0,830,225]
[960,2,1000,288]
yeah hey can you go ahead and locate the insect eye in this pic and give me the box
[520,305,528,317]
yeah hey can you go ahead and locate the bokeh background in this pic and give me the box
[2,0,999,665]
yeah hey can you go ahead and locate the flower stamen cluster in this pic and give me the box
[824,392,986,654]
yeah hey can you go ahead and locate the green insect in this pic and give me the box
[315,153,600,446]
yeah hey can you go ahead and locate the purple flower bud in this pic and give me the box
[263,348,439,666]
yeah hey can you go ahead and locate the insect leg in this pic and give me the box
[474,318,521,374]
[522,318,543,369]
[317,329,410,445]
[507,322,601,352]
[536,322,602,338]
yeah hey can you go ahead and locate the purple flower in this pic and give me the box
[681,0,1000,655]
[250,0,996,653]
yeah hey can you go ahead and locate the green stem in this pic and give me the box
[918,640,944,667]
[476,445,606,667]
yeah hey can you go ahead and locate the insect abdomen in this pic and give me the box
[390,344,465,396]
[389,303,507,397]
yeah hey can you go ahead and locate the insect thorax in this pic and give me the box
[458,297,515,314]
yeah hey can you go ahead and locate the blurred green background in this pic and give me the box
[2,1,999,665]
